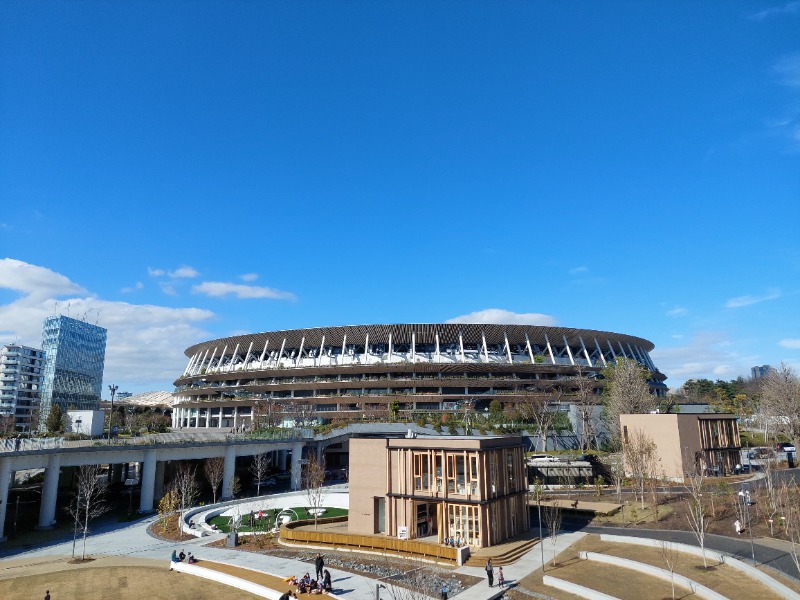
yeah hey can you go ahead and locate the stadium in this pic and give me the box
[171,324,666,430]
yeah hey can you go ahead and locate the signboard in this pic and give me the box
[397,525,408,540]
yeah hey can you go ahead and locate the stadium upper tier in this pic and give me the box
[171,324,666,428]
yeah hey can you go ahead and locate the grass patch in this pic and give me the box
[209,507,348,533]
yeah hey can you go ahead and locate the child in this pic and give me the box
[497,566,505,588]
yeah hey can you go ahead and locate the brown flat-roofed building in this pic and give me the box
[620,413,741,480]
[348,435,527,548]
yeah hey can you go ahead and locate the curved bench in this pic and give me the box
[579,551,727,600]
[171,561,282,599]
[599,534,800,600]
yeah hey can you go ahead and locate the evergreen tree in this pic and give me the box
[46,404,63,433]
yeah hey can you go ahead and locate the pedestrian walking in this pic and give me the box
[441,583,448,600]
[44,591,51,600]
[485,558,494,587]
[734,519,742,535]
[315,552,325,580]
[497,566,505,587]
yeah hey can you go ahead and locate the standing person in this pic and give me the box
[315,552,325,581]
[485,559,494,587]
[322,569,332,592]
[497,567,505,587]
[44,592,51,600]
[441,582,449,600]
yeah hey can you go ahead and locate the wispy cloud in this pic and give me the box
[569,266,588,275]
[148,265,200,279]
[148,267,165,277]
[780,338,800,349]
[749,1,800,21]
[666,306,688,317]
[724,289,781,308]
[121,281,144,293]
[240,273,259,282]
[0,259,213,391]
[446,308,557,326]
[773,52,800,87]
[192,281,296,300]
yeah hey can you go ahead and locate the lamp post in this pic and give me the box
[108,384,118,444]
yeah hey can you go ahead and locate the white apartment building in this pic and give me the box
[0,344,45,431]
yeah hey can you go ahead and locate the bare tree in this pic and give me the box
[517,389,559,451]
[173,463,200,533]
[779,478,800,576]
[603,452,626,503]
[760,363,800,448]
[683,451,710,568]
[602,358,657,449]
[569,368,602,451]
[659,540,680,600]
[250,452,271,496]
[157,488,178,533]
[303,457,328,530]
[203,457,224,503]
[67,464,109,560]
[623,428,658,510]
[543,503,563,566]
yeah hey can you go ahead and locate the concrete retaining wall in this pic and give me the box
[542,575,619,600]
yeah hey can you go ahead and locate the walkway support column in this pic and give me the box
[279,449,287,471]
[0,457,12,541]
[38,453,61,529]
[290,442,303,491]
[153,460,166,503]
[139,449,157,513]
[221,444,236,500]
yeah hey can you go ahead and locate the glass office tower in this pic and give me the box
[39,315,107,427]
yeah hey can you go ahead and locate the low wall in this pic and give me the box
[171,561,279,599]
[542,575,619,600]
[282,518,461,565]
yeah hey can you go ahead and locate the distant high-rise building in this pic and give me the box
[0,343,45,432]
[751,365,774,379]
[40,315,107,427]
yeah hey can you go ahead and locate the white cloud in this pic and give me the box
[569,266,588,275]
[724,288,781,308]
[446,308,557,326]
[0,259,214,392]
[169,266,200,279]
[780,339,800,349]
[241,273,259,282]
[148,267,165,277]
[0,258,86,299]
[750,2,800,20]
[121,281,144,293]
[192,281,296,300]
[666,307,688,317]
[651,331,756,389]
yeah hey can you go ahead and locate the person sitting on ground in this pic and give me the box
[171,550,178,562]
[279,591,298,600]
[187,552,198,564]
[189,519,195,529]
[322,569,332,592]
[179,550,186,561]
[310,580,324,594]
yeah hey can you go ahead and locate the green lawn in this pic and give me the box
[209,506,348,533]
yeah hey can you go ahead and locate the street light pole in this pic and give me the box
[108,384,118,444]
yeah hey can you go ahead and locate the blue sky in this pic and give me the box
[1,1,798,396]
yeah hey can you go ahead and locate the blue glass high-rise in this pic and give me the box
[40,315,107,427]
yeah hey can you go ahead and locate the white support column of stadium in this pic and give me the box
[198,348,210,374]
[435,333,440,363]
[579,335,592,367]
[278,337,287,367]
[594,338,608,367]
[191,351,203,375]
[297,337,305,367]
[207,347,218,374]
[290,441,303,491]
[38,453,61,529]
[641,348,656,372]
[627,343,643,365]
[243,341,254,369]
[607,340,617,360]
[228,343,240,372]
[563,335,576,365]
[388,333,393,362]
[341,335,347,365]
[258,340,269,366]
[617,341,629,359]
[139,448,157,513]
[0,456,11,540]
[459,332,465,362]
[504,332,513,364]
[412,332,416,364]
[482,332,489,363]
[544,334,556,364]
[221,443,236,500]
[317,335,325,367]
[219,345,229,373]
[524,334,535,362]
[184,353,197,376]
[363,334,369,364]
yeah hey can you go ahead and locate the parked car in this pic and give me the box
[528,454,560,462]
[775,442,796,453]
[274,470,291,481]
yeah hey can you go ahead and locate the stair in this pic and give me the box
[465,537,539,567]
